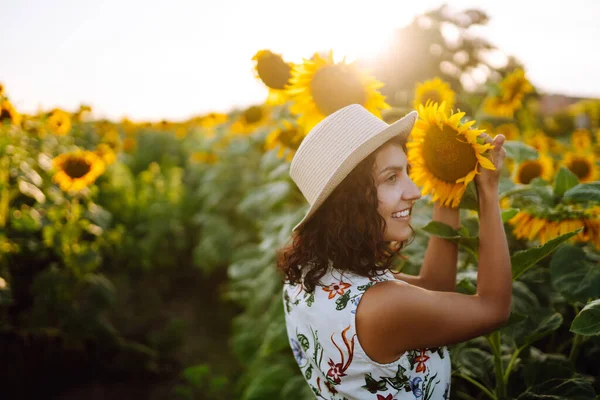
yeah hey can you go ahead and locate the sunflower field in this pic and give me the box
[1,6,600,400]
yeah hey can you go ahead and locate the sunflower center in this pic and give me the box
[421,90,442,105]
[569,158,591,179]
[256,53,292,90]
[0,109,11,122]
[310,65,366,116]
[64,158,92,179]
[278,128,302,150]
[423,124,478,183]
[243,106,263,124]
[518,161,542,184]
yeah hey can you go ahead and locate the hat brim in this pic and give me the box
[292,110,418,233]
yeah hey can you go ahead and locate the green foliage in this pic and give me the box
[571,299,600,336]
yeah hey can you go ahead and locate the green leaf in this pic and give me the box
[503,307,563,348]
[237,181,292,216]
[570,299,600,336]
[451,345,493,382]
[421,221,461,239]
[553,166,580,198]
[563,182,600,202]
[297,334,310,352]
[182,364,210,387]
[523,352,574,387]
[335,291,351,310]
[550,244,600,303]
[517,377,596,400]
[511,228,582,281]
[504,140,539,163]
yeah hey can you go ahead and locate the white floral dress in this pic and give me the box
[282,265,452,400]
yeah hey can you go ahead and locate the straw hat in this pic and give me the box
[289,104,418,232]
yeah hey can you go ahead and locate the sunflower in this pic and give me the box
[508,208,600,249]
[286,50,389,131]
[512,153,554,184]
[253,50,293,106]
[94,143,116,166]
[571,129,592,153]
[47,109,72,135]
[500,69,534,103]
[407,101,495,208]
[101,127,122,152]
[265,120,305,162]
[483,69,533,118]
[413,77,455,111]
[493,123,520,141]
[52,150,105,192]
[0,100,21,126]
[482,96,520,118]
[230,104,271,135]
[562,152,598,182]
[523,131,551,153]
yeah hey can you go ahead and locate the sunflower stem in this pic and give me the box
[487,331,507,399]
[503,345,524,383]
[456,373,497,400]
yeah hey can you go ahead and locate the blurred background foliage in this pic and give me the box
[1,5,600,400]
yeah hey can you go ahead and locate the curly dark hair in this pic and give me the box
[276,135,416,293]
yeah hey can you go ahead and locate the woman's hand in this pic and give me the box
[474,133,507,195]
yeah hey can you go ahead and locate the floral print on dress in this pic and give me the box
[283,267,451,400]
[326,325,355,386]
[322,280,352,299]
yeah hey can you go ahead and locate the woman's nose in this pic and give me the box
[404,179,422,201]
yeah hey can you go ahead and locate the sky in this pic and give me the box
[1,0,599,122]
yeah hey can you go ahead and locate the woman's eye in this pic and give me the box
[387,174,396,182]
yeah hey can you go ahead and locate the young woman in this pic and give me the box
[277,104,511,400]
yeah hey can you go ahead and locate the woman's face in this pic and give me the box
[372,143,422,242]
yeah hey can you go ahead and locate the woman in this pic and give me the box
[277,104,511,400]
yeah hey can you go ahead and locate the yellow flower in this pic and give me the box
[407,101,495,208]
[512,153,554,184]
[0,83,4,96]
[190,151,217,164]
[52,150,105,192]
[286,50,389,131]
[0,100,21,126]
[571,129,592,153]
[524,131,551,153]
[230,104,271,135]
[482,96,519,118]
[508,210,600,249]
[196,112,229,129]
[493,123,520,141]
[562,152,598,182]
[101,127,122,152]
[94,143,116,166]
[500,69,534,103]
[413,77,455,111]
[264,120,305,162]
[483,69,533,118]
[252,50,293,106]
[47,109,72,135]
